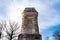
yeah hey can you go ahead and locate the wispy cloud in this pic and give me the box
[38,0,60,32]
[0,0,60,33]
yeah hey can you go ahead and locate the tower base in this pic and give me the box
[18,34,42,40]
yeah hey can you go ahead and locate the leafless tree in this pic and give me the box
[0,20,6,39]
[5,21,20,40]
[53,30,60,40]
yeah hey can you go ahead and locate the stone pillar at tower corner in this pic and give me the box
[18,8,42,40]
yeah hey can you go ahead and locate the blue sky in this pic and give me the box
[0,0,60,40]
[41,24,60,37]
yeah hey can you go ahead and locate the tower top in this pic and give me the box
[24,8,37,12]
[21,8,39,34]
[18,8,42,40]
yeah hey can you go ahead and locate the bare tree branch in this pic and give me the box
[0,20,6,39]
[53,30,60,40]
[5,21,20,40]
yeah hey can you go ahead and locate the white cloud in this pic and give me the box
[49,37,55,40]
[0,0,60,40]
[38,7,60,32]
[6,0,60,32]
[0,0,60,33]
[35,0,60,32]
[0,16,3,20]
[42,36,55,40]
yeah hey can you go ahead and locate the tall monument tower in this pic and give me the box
[18,8,42,40]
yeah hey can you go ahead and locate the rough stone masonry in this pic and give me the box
[18,8,42,40]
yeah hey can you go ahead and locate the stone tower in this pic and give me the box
[18,8,42,40]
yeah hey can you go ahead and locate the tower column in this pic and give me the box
[18,8,42,40]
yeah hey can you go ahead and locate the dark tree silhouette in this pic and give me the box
[54,30,60,40]
[5,21,20,40]
[0,20,6,39]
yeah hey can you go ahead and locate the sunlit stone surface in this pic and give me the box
[18,8,42,40]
